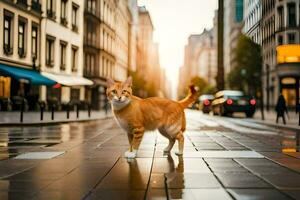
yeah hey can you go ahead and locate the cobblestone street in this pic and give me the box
[0,110,300,200]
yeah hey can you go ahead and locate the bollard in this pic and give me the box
[51,105,55,120]
[66,103,70,119]
[76,104,79,119]
[40,106,44,121]
[20,99,24,123]
[88,104,91,118]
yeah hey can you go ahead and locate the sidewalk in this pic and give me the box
[0,110,112,125]
[252,109,300,129]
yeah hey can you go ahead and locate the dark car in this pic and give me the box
[211,90,256,117]
[198,94,214,114]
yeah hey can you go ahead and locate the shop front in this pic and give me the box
[41,72,93,110]
[85,78,107,110]
[0,63,56,111]
[277,45,300,109]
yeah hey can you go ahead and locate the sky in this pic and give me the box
[138,0,218,99]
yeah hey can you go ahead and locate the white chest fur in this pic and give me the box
[114,116,130,132]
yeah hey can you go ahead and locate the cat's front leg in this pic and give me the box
[124,127,145,159]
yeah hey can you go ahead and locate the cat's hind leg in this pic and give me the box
[175,131,184,156]
[158,127,176,153]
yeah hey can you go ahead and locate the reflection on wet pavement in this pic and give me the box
[0,110,299,199]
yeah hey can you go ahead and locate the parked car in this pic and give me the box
[211,90,256,117]
[199,94,214,114]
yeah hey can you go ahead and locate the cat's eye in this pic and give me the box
[111,90,117,94]
[122,90,128,94]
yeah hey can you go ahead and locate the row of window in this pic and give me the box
[277,32,298,45]
[3,9,38,59]
[277,3,299,29]
[47,0,79,32]
[84,53,114,79]
[46,35,78,72]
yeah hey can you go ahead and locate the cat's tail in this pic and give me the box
[178,85,198,108]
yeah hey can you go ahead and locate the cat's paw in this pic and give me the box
[124,150,137,159]
[175,151,183,156]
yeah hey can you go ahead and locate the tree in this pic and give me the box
[228,34,262,97]
[228,34,264,119]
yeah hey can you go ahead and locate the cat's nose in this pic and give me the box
[118,97,121,100]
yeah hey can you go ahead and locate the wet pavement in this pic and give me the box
[0,110,300,200]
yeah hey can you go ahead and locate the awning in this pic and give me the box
[41,72,93,86]
[0,63,56,86]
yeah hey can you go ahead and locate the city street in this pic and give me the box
[0,110,299,200]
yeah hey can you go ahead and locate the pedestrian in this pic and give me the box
[275,94,288,124]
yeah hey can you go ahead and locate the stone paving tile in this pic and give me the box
[0,191,34,200]
[215,172,272,188]
[227,189,292,200]
[0,180,51,194]
[0,159,41,178]
[86,189,146,200]
[165,173,221,189]
[152,157,210,174]
[282,189,300,200]
[33,189,88,200]
[146,189,167,200]
[284,152,300,159]
[261,174,300,189]
[168,189,232,200]
[96,158,152,190]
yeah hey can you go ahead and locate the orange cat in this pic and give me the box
[106,77,197,158]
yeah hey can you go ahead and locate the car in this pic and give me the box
[211,90,256,117]
[198,94,214,114]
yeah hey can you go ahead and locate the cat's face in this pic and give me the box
[106,77,133,110]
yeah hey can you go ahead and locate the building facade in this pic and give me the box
[178,28,217,98]
[128,0,139,72]
[40,0,93,107]
[83,0,115,110]
[115,0,131,82]
[0,0,43,110]
[223,0,244,76]
[137,6,154,81]
[243,0,262,44]
[273,0,300,108]
[245,0,300,109]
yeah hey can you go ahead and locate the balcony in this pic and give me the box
[17,0,27,7]
[47,9,56,19]
[85,8,100,20]
[31,1,41,13]
[84,36,100,50]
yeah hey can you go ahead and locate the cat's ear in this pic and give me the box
[124,76,132,87]
[107,78,115,88]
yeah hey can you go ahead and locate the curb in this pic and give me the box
[251,119,300,131]
[0,116,113,127]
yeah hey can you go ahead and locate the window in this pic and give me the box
[31,26,38,58]
[87,0,96,13]
[3,10,13,55]
[288,3,296,27]
[18,20,26,57]
[277,6,284,29]
[47,0,55,18]
[46,35,55,67]
[72,4,78,31]
[288,33,295,44]
[61,0,68,25]
[60,41,67,70]
[71,46,78,72]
